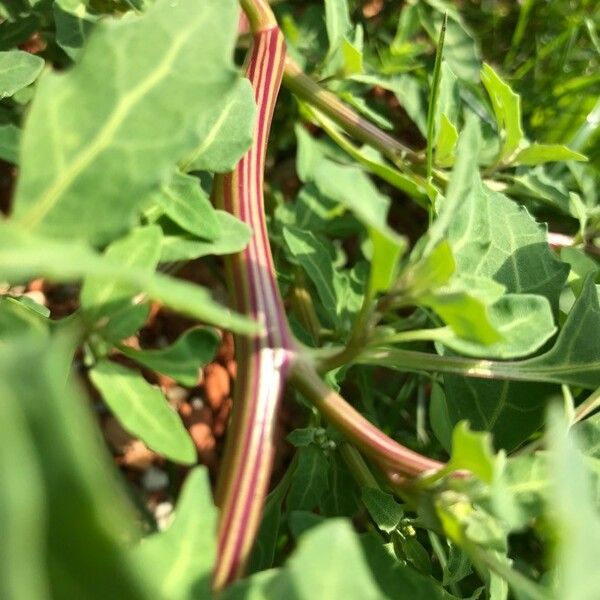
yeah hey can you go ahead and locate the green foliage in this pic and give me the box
[89,360,196,464]
[1,0,599,598]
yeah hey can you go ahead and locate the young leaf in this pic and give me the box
[447,421,495,483]
[435,293,556,359]
[286,445,330,512]
[0,296,49,337]
[324,0,352,57]
[159,211,252,262]
[12,0,243,245]
[0,50,43,99]
[283,226,339,322]
[153,171,220,240]
[480,63,523,162]
[435,114,458,167]
[80,225,161,339]
[131,468,217,599]
[89,360,196,464]
[515,143,588,166]
[361,488,404,533]
[119,327,219,387]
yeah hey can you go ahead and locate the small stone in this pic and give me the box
[154,501,174,531]
[166,385,187,407]
[142,466,169,491]
[203,363,230,411]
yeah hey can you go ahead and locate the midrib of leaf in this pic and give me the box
[180,95,237,170]
[107,373,169,440]
[88,235,157,310]
[359,347,600,387]
[18,12,208,229]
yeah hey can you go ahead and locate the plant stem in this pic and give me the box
[239,0,276,31]
[574,386,600,423]
[289,359,443,477]
[339,443,379,488]
[302,103,429,206]
[212,17,292,590]
[283,57,422,167]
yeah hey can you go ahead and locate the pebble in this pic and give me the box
[142,466,169,491]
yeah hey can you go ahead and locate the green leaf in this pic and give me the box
[432,117,568,447]
[0,121,19,163]
[361,534,455,599]
[547,407,600,600]
[419,291,503,348]
[180,78,255,173]
[0,295,49,338]
[435,293,556,359]
[361,488,404,533]
[0,376,48,600]
[521,275,600,388]
[0,223,259,335]
[119,327,219,387]
[447,422,495,483]
[490,453,548,531]
[131,468,217,599]
[420,3,481,81]
[53,4,95,61]
[515,143,588,166]
[295,131,407,295]
[400,240,455,297]
[153,171,220,240]
[302,105,428,204]
[435,113,458,167]
[283,226,339,321]
[80,225,161,340]
[0,50,43,99]
[444,379,556,452]
[89,359,196,464]
[286,520,382,600]
[159,210,252,262]
[369,226,406,294]
[480,63,524,162]
[321,451,358,517]
[324,0,352,56]
[286,445,330,512]
[12,0,242,245]
[0,333,154,599]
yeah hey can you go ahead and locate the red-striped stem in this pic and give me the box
[289,359,443,477]
[213,2,443,589]
[212,22,292,590]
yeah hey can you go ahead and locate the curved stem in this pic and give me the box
[212,21,291,590]
[289,359,443,477]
